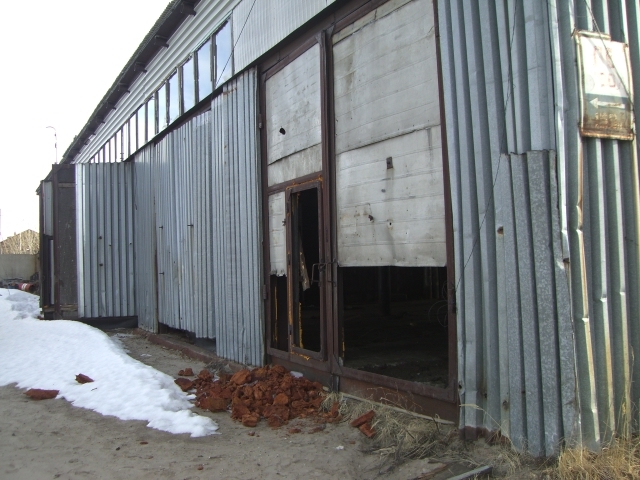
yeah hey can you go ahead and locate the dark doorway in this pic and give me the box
[290,188,322,353]
[340,266,449,388]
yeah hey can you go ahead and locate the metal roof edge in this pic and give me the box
[60,0,200,164]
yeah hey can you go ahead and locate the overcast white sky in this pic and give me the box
[0,1,170,240]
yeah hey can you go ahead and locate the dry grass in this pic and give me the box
[322,393,461,469]
[553,436,640,479]
[321,394,640,478]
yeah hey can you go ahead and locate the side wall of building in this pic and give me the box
[439,0,640,455]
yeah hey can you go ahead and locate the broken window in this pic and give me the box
[341,266,449,388]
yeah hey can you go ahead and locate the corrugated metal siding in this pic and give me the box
[134,145,158,332]
[553,0,640,449]
[147,111,216,337]
[212,68,264,366]
[76,163,136,318]
[439,0,640,454]
[232,0,337,73]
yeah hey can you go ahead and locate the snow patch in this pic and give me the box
[0,288,218,437]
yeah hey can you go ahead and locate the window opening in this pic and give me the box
[182,57,196,111]
[137,105,146,147]
[215,22,232,86]
[115,130,121,162]
[147,97,156,140]
[169,71,180,124]
[122,122,130,159]
[341,266,449,387]
[197,38,212,100]
[108,137,115,163]
[129,115,137,153]
[157,83,168,131]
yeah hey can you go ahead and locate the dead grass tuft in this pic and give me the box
[554,436,640,479]
[321,392,456,467]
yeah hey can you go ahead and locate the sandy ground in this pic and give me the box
[0,331,465,480]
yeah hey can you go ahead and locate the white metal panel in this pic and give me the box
[336,129,446,266]
[268,192,286,275]
[333,0,439,155]
[233,0,338,73]
[266,44,322,165]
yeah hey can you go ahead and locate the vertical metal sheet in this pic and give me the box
[232,0,338,73]
[76,162,136,319]
[135,111,216,337]
[212,68,264,366]
[134,145,158,332]
[438,0,640,455]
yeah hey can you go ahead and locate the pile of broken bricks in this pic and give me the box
[175,364,343,428]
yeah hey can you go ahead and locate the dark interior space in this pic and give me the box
[270,274,288,351]
[291,188,322,352]
[341,266,449,388]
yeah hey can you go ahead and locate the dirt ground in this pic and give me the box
[0,330,542,479]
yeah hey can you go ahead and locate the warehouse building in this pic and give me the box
[39,0,640,455]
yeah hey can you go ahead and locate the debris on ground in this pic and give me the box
[75,374,94,384]
[178,368,193,376]
[174,378,194,392]
[185,365,338,428]
[25,388,59,400]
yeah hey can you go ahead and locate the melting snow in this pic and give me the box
[0,288,218,437]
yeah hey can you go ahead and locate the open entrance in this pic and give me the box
[340,266,448,388]
[268,183,326,360]
[290,188,322,353]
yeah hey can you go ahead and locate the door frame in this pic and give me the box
[260,34,335,373]
[259,0,459,415]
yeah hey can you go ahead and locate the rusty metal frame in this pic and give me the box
[286,180,327,362]
[260,0,459,420]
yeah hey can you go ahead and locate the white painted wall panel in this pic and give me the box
[268,192,286,275]
[266,44,322,165]
[233,0,337,73]
[336,129,446,266]
[268,144,322,186]
[333,0,439,155]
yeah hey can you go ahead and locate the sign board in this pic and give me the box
[575,30,634,140]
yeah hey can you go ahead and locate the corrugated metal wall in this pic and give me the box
[552,0,640,450]
[134,145,158,332]
[134,112,216,338]
[439,0,640,454]
[211,68,264,366]
[232,0,337,73]
[76,163,136,318]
